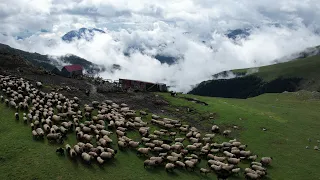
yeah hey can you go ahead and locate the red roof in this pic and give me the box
[63,64,83,72]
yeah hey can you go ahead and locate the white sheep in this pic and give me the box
[245,172,260,179]
[200,168,211,175]
[260,157,273,166]
[81,152,91,163]
[165,163,175,172]
[144,160,158,168]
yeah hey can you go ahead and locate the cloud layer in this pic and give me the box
[1,0,320,92]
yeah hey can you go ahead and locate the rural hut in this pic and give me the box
[119,78,167,92]
[61,64,83,78]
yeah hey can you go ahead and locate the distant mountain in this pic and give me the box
[62,28,105,42]
[0,43,106,75]
[189,46,320,99]
[226,28,251,40]
[272,45,320,64]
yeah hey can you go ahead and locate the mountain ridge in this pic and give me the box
[0,43,106,75]
[189,45,320,98]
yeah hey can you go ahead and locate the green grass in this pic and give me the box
[231,55,320,82]
[158,92,320,180]
[2,90,320,180]
[0,103,216,180]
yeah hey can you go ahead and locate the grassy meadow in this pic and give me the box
[1,91,320,180]
[159,92,320,180]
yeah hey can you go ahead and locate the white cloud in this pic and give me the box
[0,0,320,92]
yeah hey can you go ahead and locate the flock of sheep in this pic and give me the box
[0,74,273,180]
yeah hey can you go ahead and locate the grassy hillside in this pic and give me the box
[0,103,215,180]
[190,55,320,98]
[233,55,320,83]
[0,43,104,75]
[159,92,320,180]
[1,90,320,179]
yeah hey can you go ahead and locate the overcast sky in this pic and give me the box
[0,0,320,92]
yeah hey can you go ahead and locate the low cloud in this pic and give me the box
[0,0,320,92]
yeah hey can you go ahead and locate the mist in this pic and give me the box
[1,0,320,92]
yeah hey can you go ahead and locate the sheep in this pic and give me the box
[239,144,247,150]
[97,156,104,164]
[222,164,234,171]
[260,157,273,166]
[65,144,71,153]
[15,112,19,120]
[223,151,235,158]
[140,111,148,115]
[223,130,231,136]
[213,156,226,162]
[69,149,77,158]
[23,117,28,123]
[175,161,185,168]
[118,141,127,149]
[212,125,220,133]
[81,152,91,163]
[165,163,175,172]
[100,130,112,136]
[200,168,211,175]
[228,158,241,165]
[32,130,38,138]
[171,152,183,160]
[248,155,258,161]
[151,114,160,119]
[256,170,267,177]
[152,140,163,146]
[83,134,93,143]
[175,137,185,143]
[231,168,241,175]
[129,141,140,148]
[36,82,42,88]
[245,172,260,179]
[116,130,126,136]
[144,160,158,168]
[35,128,44,138]
[251,165,266,172]
[186,145,197,151]
[150,156,164,164]
[141,137,151,143]
[52,115,61,122]
[82,127,91,133]
[185,160,196,171]
[245,168,256,174]
[153,147,164,152]
[100,152,114,159]
[166,156,178,163]
[137,148,151,156]
[251,162,262,166]
[47,133,62,143]
[161,144,171,151]
[169,132,177,137]
[210,164,222,171]
[240,150,251,157]
[145,143,156,148]
[74,145,82,154]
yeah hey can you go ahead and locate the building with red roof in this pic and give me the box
[61,64,83,78]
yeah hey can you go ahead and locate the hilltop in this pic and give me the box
[189,52,320,98]
[0,43,105,75]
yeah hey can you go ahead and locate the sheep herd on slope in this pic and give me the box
[0,74,273,180]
